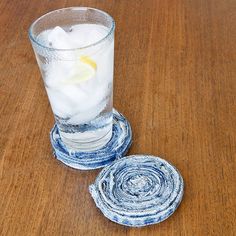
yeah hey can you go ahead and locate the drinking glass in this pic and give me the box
[29,7,115,151]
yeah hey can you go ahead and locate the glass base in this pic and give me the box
[60,126,113,152]
[55,110,113,152]
[50,109,132,170]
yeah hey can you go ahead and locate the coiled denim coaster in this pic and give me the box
[90,155,184,227]
[50,109,132,170]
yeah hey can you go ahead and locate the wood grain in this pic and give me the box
[0,0,236,235]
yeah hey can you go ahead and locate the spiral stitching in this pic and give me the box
[90,155,184,227]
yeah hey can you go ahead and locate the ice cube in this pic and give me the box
[68,99,107,124]
[46,87,77,118]
[60,84,88,106]
[48,26,75,50]
[44,62,64,87]
[87,29,105,45]
[76,80,108,112]
[46,81,107,122]
[68,24,108,48]
[68,25,88,47]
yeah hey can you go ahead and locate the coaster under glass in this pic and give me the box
[50,109,132,170]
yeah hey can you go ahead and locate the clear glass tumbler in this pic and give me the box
[29,7,115,151]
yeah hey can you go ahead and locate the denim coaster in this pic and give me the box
[50,109,132,170]
[89,155,184,227]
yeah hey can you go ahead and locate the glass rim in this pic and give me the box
[28,7,115,51]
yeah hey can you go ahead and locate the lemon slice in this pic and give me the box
[80,56,97,70]
[64,56,97,84]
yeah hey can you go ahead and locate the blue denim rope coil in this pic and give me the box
[50,109,132,170]
[90,155,184,227]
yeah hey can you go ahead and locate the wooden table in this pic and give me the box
[1,0,235,235]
